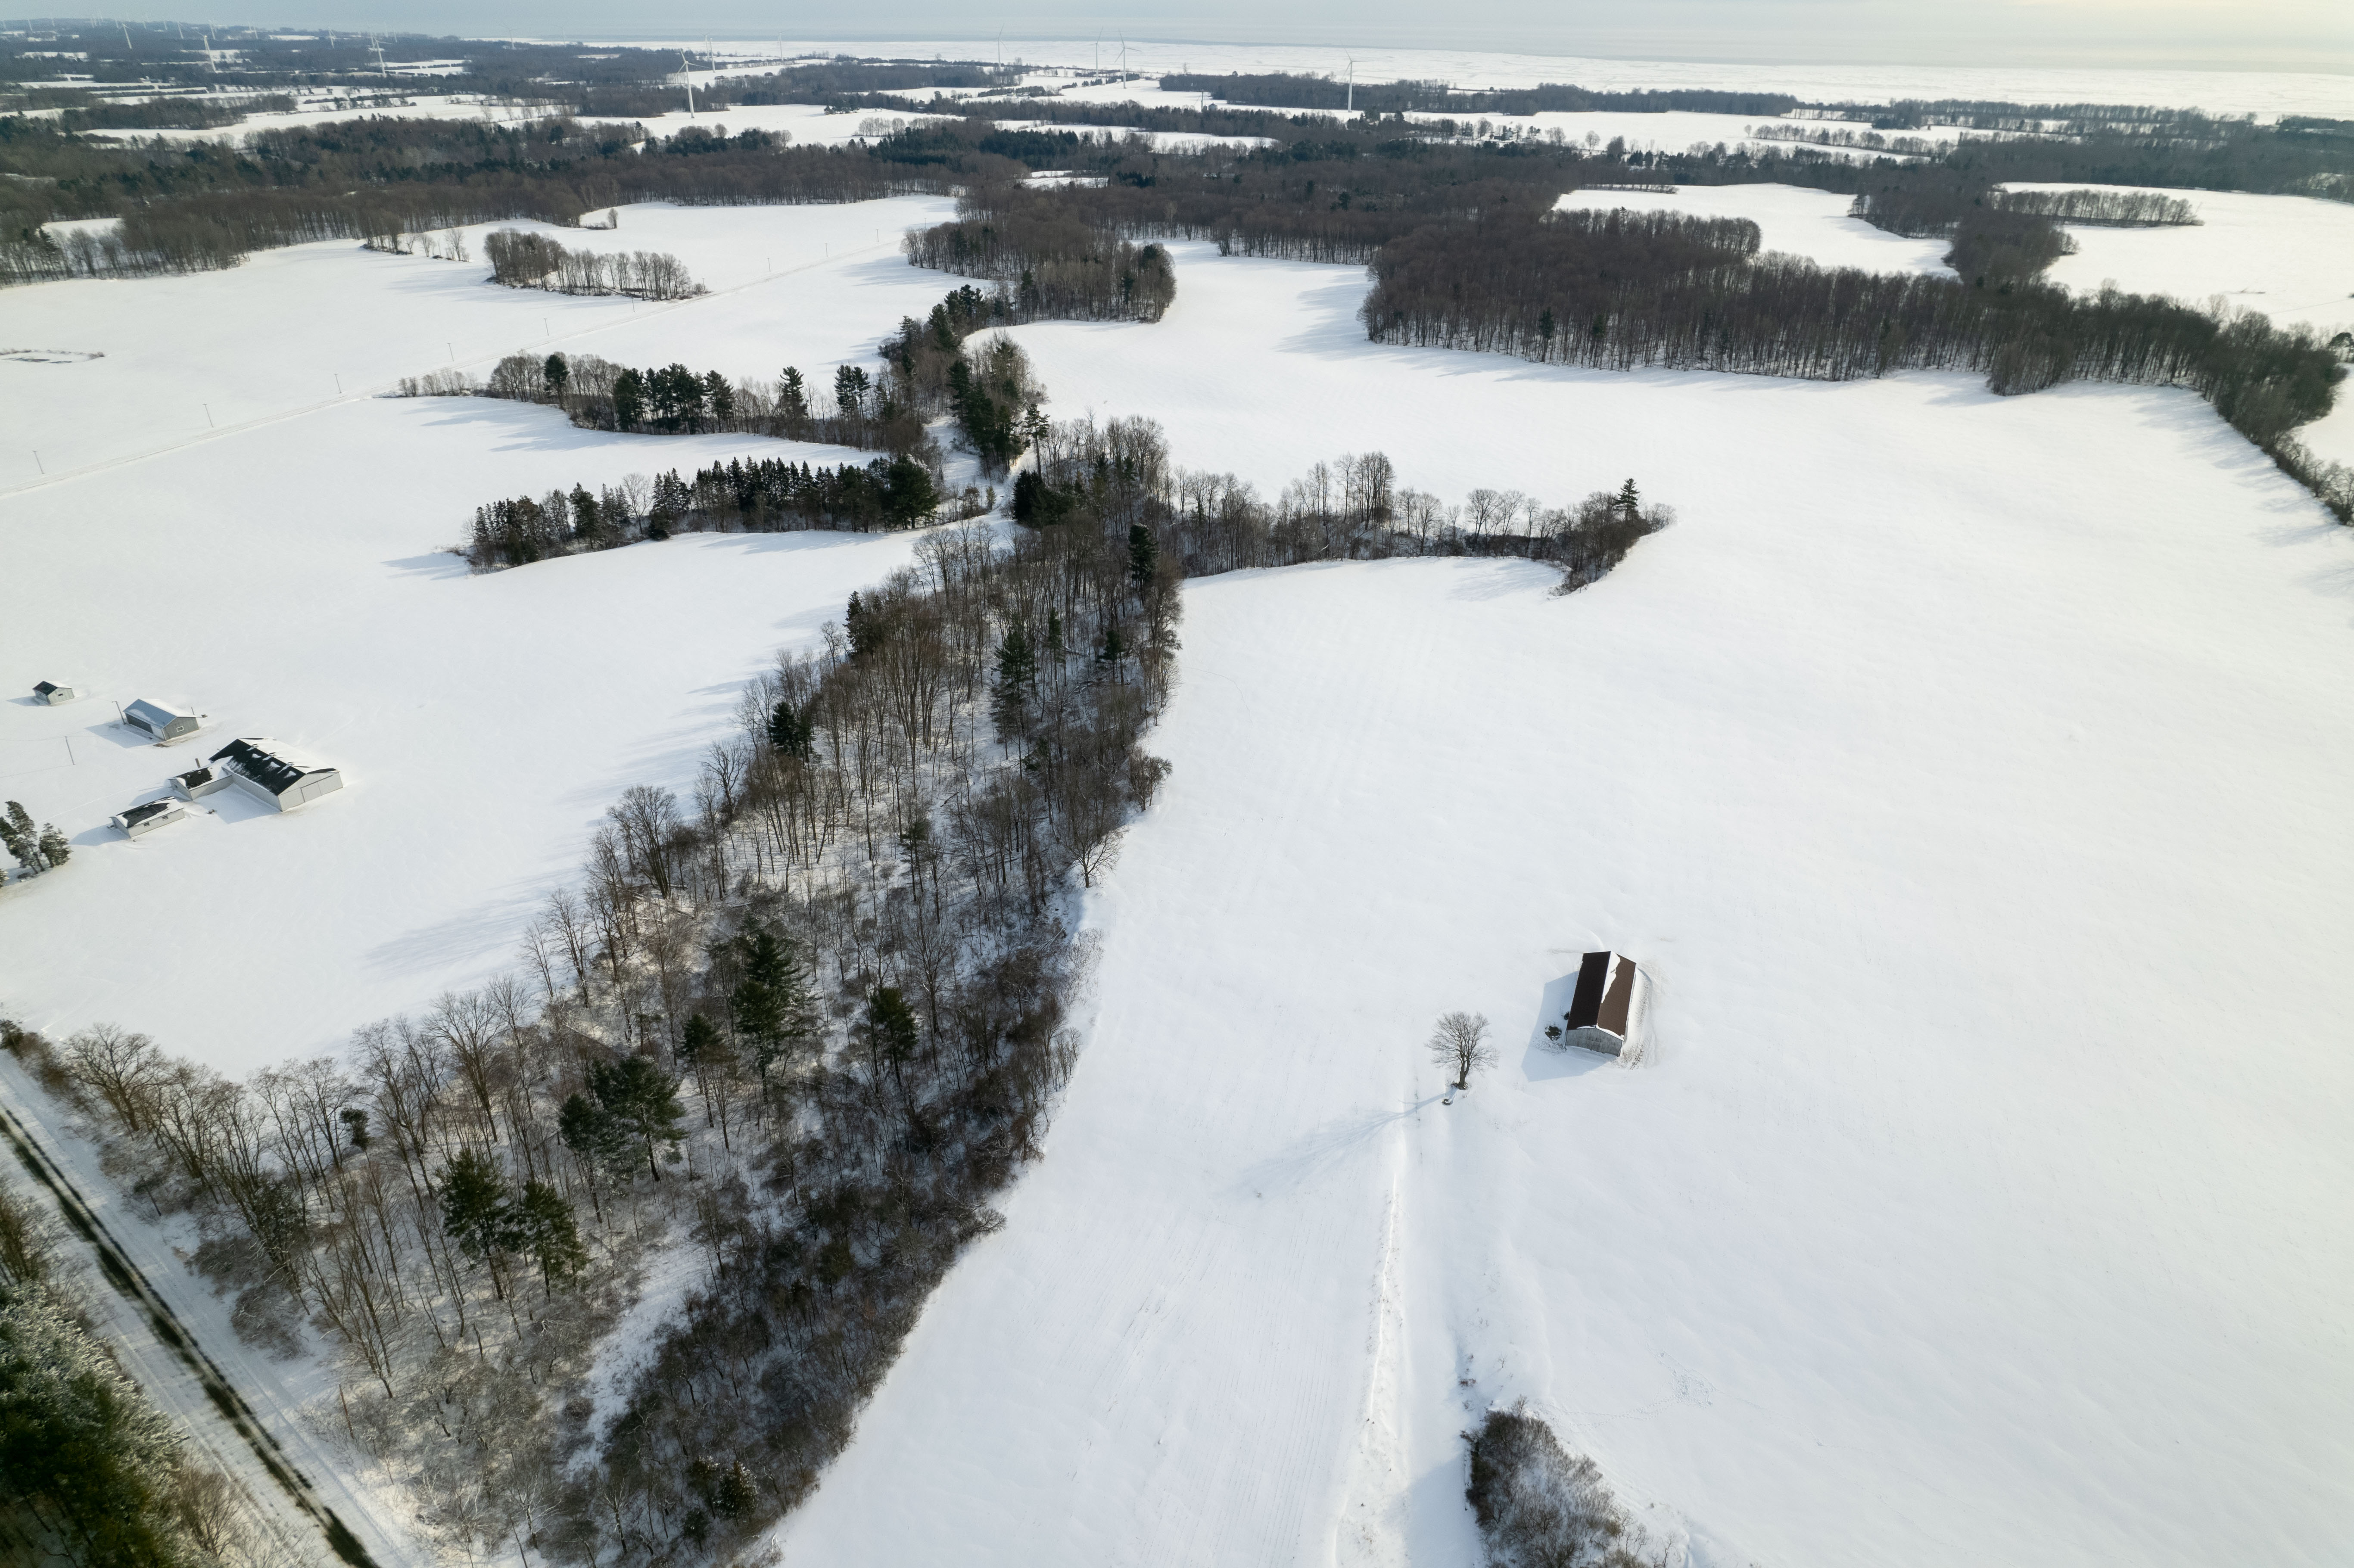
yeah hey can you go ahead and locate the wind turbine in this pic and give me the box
[1346,55,1359,114]
[682,52,696,115]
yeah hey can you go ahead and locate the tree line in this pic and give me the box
[1355,207,2348,516]
[464,454,960,568]
[482,228,701,298]
[1155,70,1799,118]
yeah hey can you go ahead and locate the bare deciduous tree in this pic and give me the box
[1429,1011,1495,1091]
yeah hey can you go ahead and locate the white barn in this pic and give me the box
[123,698,200,742]
[32,680,75,705]
[1560,950,1646,1057]
[112,798,189,839]
[210,737,344,812]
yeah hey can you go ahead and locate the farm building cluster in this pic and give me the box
[19,678,344,852]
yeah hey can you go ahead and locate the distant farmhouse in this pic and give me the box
[123,698,199,742]
[1562,951,1645,1057]
[210,738,344,812]
[31,680,75,705]
[111,798,189,839]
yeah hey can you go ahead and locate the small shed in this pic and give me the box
[211,737,344,812]
[1561,951,1644,1057]
[171,764,231,801]
[112,798,188,839]
[123,698,199,743]
[32,680,76,705]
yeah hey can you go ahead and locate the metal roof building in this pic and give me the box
[32,680,75,705]
[123,698,199,742]
[210,737,344,813]
[112,798,189,839]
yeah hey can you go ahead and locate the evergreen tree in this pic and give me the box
[1045,608,1065,656]
[0,1279,205,1568]
[1098,622,1125,666]
[514,1179,588,1295]
[704,370,735,424]
[843,588,871,654]
[766,700,811,759]
[439,1148,518,1297]
[777,366,810,423]
[730,922,817,1104]
[568,483,601,543]
[991,622,1037,741]
[35,826,66,869]
[542,351,569,399]
[2,803,43,876]
[558,1089,636,1188]
[1128,523,1159,588]
[833,364,869,418]
[583,1056,686,1182]
[612,367,645,429]
[1616,478,1641,520]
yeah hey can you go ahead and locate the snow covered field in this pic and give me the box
[0,195,956,486]
[0,199,995,1072]
[775,258,2354,1566]
[4,109,2350,1567]
[2007,184,2354,338]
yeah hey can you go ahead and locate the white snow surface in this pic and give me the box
[0,199,1001,1072]
[0,195,956,486]
[775,253,2354,1565]
[2002,183,2354,339]
[1554,184,1956,275]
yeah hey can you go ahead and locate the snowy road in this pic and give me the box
[0,1055,419,1567]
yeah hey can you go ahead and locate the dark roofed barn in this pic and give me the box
[1562,951,1644,1057]
[32,680,75,705]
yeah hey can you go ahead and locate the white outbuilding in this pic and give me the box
[1560,950,1646,1057]
[112,798,190,839]
[32,680,76,705]
[123,698,200,743]
[210,737,344,812]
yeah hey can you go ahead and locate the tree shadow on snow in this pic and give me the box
[1230,1102,1430,1198]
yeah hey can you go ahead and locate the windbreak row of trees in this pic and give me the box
[1989,187,2200,226]
[465,455,957,568]
[482,228,700,298]
[1156,70,1800,118]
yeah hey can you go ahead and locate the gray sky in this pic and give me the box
[297,1,2352,75]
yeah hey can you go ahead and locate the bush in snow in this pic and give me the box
[1467,1404,1652,1568]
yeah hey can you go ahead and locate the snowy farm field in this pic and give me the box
[778,271,2354,1564]
[0,196,1009,1071]
[1,194,956,485]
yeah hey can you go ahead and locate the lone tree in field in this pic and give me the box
[1429,1011,1495,1091]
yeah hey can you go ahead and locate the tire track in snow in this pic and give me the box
[0,1083,383,1567]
